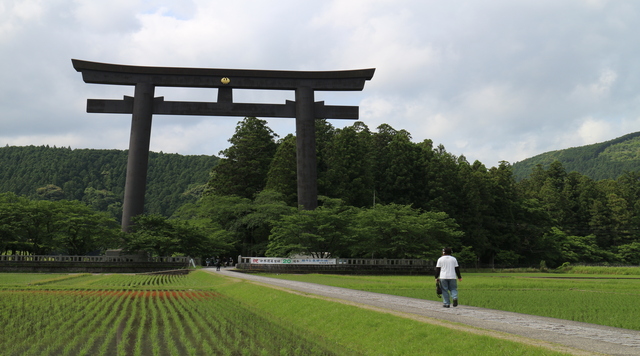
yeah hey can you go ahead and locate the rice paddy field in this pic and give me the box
[260,268,640,331]
[2,268,632,355]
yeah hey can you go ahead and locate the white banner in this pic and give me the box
[249,257,336,265]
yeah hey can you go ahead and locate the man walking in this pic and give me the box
[435,247,462,308]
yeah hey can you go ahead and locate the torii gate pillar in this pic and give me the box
[122,82,155,227]
[295,86,318,210]
[72,59,374,231]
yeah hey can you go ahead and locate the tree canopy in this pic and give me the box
[5,119,640,267]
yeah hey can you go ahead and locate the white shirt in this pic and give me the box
[436,255,459,279]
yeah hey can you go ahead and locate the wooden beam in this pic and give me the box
[87,97,359,119]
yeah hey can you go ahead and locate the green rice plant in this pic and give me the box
[69,294,125,355]
[116,292,141,355]
[131,290,150,356]
[0,271,577,355]
[566,266,640,275]
[260,272,640,331]
[84,291,133,356]
[0,273,70,287]
[6,291,86,354]
[154,290,183,355]
[148,293,162,356]
[219,275,567,355]
[1,290,118,355]
[164,291,198,354]
[94,290,135,356]
[165,291,215,353]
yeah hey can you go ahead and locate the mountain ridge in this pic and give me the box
[0,145,218,218]
[511,131,640,180]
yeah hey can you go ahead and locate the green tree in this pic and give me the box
[324,122,374,207]
[372,126,428,207]
[21,200,60,254]
[265,134,298,206]
[208,117,278,198]
[351,203,463,259]
[36,184,64,201]
[54,200,121,255]
[419,141,465,215]
[455,159,495,260]
[617,242,640,264]
[315,119,338,198]
[172,192,292,257]
[238,190,296,256]
[82,187,121,217]
[0,193,122,255]
[267,197,356,258]
[0,193,30,254]
[124,214,232,258]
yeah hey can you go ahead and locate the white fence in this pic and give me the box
[238,256,433,266]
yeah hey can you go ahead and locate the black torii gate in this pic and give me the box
[72,59,374,231]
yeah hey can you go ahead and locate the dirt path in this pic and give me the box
[213,269,640,356]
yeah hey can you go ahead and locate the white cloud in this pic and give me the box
[570,68,618,105]
[2,0,640,167]
[576,117,613,145]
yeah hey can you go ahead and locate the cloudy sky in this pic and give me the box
[2,0,640,167]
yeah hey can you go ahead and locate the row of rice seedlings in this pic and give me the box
[0,273,69,286]
[84,274,187,289]
[52,291,122,355]
[165,292,217,355]
[77,294,125,356]
[172,290,338,355]
[131,290,150,356]
[95,291,136,356]
[29,273,92,286]
[66,271,215,290]
[0,291,73,354]
[163,292,201,354]
[115,291,140,355]
[47,274,110,287]
[154,290,185,355]
[148,292,163,356]
[167,291,231,354]
[1,285,338,355]
[177,292,242,354]
[86,274,141,288]
[0,290,112,355]
[44,290,128,355]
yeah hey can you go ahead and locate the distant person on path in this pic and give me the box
[215,258,221,271]
[435,247,462,308]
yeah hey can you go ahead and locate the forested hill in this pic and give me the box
[0,145,218,218]
[512,131,640,181]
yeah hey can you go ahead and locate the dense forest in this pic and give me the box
[512,131,640,181]
[0,145,218,218]
[3,118,640,267]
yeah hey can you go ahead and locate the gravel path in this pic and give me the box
[213,269,640,356]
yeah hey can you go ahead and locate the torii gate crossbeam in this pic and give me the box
[72,59,374,232]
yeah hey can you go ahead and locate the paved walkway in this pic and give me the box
[213,269,640,356]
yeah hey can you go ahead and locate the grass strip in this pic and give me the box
[257,272,640,330]
[212,272,572,356]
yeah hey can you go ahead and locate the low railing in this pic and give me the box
[238,256,433,266]
[235,256,434,275]
[0,255,190,263]
[337,258,432,266]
